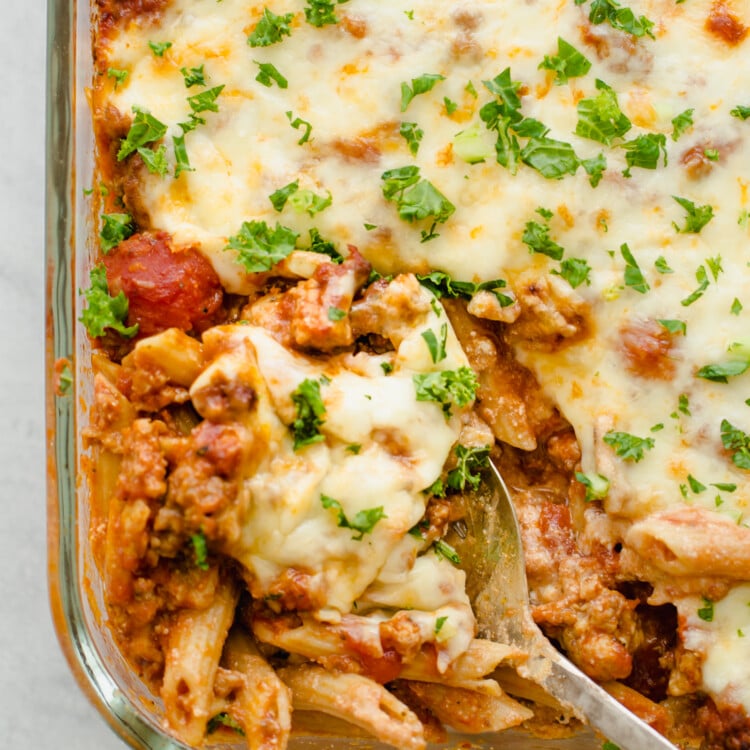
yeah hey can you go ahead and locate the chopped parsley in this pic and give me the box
[254,61,288,88]
[291,378,327,450]
[657,319,687,335]
[720,419,750,469]
[99,212,134,254]
[107,67,128,88]
[552,257,592,288]
[321,495,386,540]
[672,196,714,233]
[416,271,514,307]
[575,79,632,145]
[413,367,478,417]
[269,181,300,211]
[304,0,345,27]
[422,323,448,363]
[654,256,674,274]
[433,539,461,565]
[148,40,172,56]
[327,306,346,321]
[697,597,714,622]
[286,110,313,144]
[181,64,206,88]
[696,355,750,384]
[135,144,167,177]
[117,108,168,161]
[620,242,650,293]
[305,227,344,262]
[445,445,490,492]
[731,298,744,315]
[730,105,750,121]
[172,134,193,178]
[435,615,448,634]
[190,531,209,570]
[380,166,455,242]
[207,713,245,736]
[225,220,298,272]
[687,474,707,494]
[671,108,694,141]
[399,121,424,155]
[520,136,581,180]
[79,266,139,339]
[248,8,295,47]
[680,265,710,307]
[400,73,446,112]
[538,37,591,85]
[444,97,458,115]
[603,430,655,462]
[187,85,224,114]
[289,189,332,216]
[575,471,610,501]
[522,220,564,260]
[621,133,667,177]
[576,0,655,39]
[452,123,493,164]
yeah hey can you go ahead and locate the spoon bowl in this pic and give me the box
[449,460,677,750]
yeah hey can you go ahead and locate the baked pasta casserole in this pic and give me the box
[81,0,750,747]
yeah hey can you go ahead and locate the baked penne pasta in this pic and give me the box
[78,1,750,747]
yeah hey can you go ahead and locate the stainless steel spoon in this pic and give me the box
[448,460,677,750]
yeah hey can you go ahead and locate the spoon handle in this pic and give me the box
[541,650,677,750]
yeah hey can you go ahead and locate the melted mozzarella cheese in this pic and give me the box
[102,0,750,710]
[189,284,470,632]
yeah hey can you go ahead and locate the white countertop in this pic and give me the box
[0,2,122,746]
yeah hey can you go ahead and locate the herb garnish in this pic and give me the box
[672,196,714,234]
[225,220,298,272]
[291,378,327,450]
[79,266,139,339]
[539,37,591,85]
[321,495,386,540]
[100,213,135,254]
[603,430,655,462]
[400,74,446,112]
[413,367,478,417]
[248,8,294,47]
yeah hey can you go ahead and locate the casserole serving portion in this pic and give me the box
[47,0,750,748]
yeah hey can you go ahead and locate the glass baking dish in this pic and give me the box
[43,0,605,748]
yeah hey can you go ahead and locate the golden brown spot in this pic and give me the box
[706,1,748,45]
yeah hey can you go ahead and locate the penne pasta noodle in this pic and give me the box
[161,576,239,746]
[278,664,426,750]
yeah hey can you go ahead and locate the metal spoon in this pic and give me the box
[448,460,677,750]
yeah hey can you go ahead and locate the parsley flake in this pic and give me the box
[672,196,714,233]
[79,266,139,339]
[603,430,655,462]
[148,40,172,57]
[401,73,446,112]
[575,79,632,145]
[671,108,694,141]
[620,242,650,293]
[225,220,298,272]
[291,379,327,450]
[413,367,479,417]
[254,61,288,88]
[117,108,168,161]
[181,65,206,88]
[321,495,386,540]
[539,37,591,85]
[248,8,294,47]
[99,213,134,254]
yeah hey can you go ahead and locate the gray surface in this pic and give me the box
[0,2,123,747]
